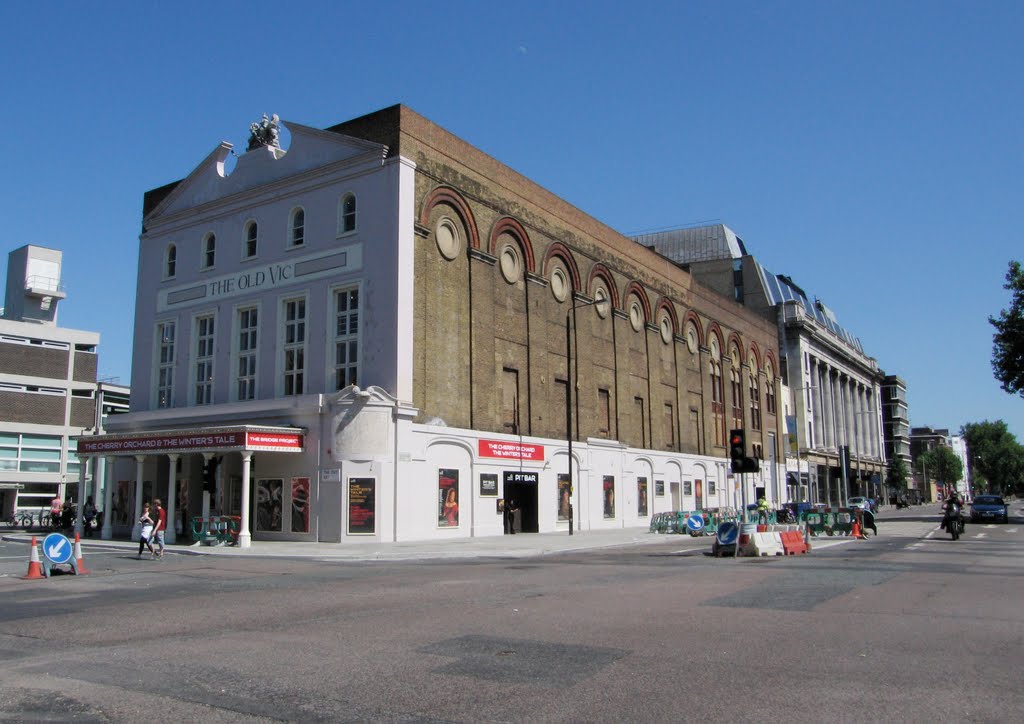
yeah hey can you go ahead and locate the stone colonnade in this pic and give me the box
[806,357,881,459]
[72,451,255,548]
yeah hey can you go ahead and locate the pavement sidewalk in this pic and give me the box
[4,526,693,563]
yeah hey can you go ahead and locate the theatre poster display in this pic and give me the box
[637,477,649,516]
[603,475,615,519]
[438,469,459,528]
[348,477,375,534]
[291,477,310,533]
[256,478,284,532]
[655,479,664,497]
[557,473,571,521]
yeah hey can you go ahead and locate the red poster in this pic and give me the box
[291,477,310,533]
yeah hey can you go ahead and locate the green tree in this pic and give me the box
[921,446,964,492]
[961,420,1024,495]
[990,260,1024,397]
[886,456,910,494]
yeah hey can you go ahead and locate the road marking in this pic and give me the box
[972,533,987,538]
[1007,528,1018,533]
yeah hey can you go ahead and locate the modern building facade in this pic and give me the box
[0,245,99,519]
[83,106,787,547]
[880,374,913,500]
[634,224,887,505]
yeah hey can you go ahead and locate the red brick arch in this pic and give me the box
[419,186,480,251]
[623,281,652,324]
[587,263,620,310]
[488,217,536,274]
[542,242,581,293]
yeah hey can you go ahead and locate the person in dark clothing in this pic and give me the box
[861,508,878,535]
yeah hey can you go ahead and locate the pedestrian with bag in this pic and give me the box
[137,502,156,559]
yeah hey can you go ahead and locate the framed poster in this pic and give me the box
[637,477,649,516]
[557,473,571,521]
[438,469,459,528]
[291,477,310,533]
[603,475,615,519]
[480,473,498,497]
[256,478,283,532]
[655,479,664,497]
[348,477,376,534]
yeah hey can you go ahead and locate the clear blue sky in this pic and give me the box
[2,1,1021,440]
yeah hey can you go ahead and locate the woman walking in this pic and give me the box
[137,503,156,559]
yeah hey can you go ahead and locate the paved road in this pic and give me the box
[0,503,1021,722]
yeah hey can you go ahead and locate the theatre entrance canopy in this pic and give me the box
[76,425,305,456]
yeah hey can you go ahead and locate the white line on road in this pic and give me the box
[973,533,987,538]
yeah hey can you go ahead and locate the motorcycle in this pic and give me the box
[943,501,964,541]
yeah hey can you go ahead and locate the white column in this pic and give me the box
[823,367,836,450]
[101,456,115,539]
[75,458,89,536]
[166,454,178,545]
[132,455,145,541]
[810,360,823,448]
[238,452,252,548]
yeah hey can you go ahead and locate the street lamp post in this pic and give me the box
[565,292,610,536]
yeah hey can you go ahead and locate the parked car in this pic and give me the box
[970,495,1009,524]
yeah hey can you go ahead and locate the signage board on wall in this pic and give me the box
[348,477,376,534]
[478,439,545,461]
[78,429,304,455]
[503,471,539,486]
[479,473,498,497]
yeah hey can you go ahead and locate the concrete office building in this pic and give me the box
[83,107,786,547]
[634,224,887,505]
[880,374,914,501]
[0,246,99,519]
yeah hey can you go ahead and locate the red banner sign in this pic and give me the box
[78,430,304,454]
[478,439,545,461]
[79,432,245,454]
[246,432,303,449]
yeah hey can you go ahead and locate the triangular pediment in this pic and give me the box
[145,120,388,223]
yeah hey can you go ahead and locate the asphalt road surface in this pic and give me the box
[1,504,1022,722]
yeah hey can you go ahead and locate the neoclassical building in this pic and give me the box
[634,224,887,505]
[82,106,786,546]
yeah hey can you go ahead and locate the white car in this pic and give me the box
[847,496,872,511]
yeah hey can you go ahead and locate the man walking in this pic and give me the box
[152,499,167,558]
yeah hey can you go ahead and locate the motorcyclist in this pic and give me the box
[942,490,963,531]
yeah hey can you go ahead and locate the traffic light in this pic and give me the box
[729,429,746,472]
[729,429,759,474]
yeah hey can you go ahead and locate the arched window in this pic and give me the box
[709,341,725,447]
[749,372,761,431]
[765,364,777,415]
[339,193,356,235]
[165,244,177,278]
[289,207,305,247]
[244,221,258,258]
[202,233,216,269]
[730,362,743,431]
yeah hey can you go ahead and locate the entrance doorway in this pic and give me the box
[503,471,538,533]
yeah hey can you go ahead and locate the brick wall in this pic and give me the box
[0,391,65,425]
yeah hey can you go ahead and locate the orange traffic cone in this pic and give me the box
[851,518,864,539]
[73,532,91,575]
[22,536,46,580]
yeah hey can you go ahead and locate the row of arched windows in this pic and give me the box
[422,184,780,452]
[162,194,358,279]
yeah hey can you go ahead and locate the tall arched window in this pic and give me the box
[244,221,258,258]
[765,363,777,415]
[339,193,356,235]
[730,362,743,431]
[709,341,725,447]
[289,207,305,247]
[202,233,216,269]
[165,244,177,278]
[749,372,761,431]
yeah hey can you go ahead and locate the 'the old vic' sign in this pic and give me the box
[157,246,363,312]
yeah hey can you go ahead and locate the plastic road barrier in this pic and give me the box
[752,532,785,556]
